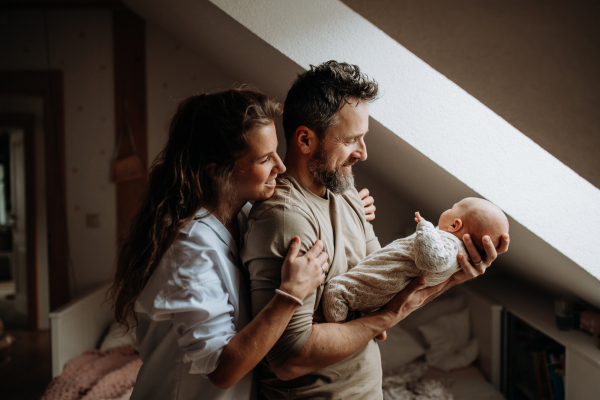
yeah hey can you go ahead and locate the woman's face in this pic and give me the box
[233,121,286,203]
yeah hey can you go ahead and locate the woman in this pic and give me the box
[110,87,373,399]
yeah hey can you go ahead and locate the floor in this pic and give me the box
[1,280,52,400]
[0,330,52,400]
[0,280,27,329]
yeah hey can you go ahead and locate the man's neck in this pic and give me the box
[284,152,327,198]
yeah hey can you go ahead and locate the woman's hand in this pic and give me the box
[280,237,329,301]
[452,232,510,285]
[359,188,376,221]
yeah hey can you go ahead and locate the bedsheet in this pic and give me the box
[383,361,505,400]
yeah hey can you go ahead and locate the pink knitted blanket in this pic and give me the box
[42,345,141,400]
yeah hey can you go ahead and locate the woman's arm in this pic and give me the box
[207,237,328,389]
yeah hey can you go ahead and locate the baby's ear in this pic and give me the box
[448,218,463,232]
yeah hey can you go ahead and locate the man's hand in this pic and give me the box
[379,276,446,326]
[452,232,510,285]
[359,188,376,221]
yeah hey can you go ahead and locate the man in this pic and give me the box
[242,61,509,399]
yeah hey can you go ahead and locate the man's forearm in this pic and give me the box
[275,309,392,380]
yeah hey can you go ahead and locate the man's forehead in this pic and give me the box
[334,101,369,126]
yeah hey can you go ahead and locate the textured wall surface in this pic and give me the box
[342,0,600,190]
[146,23,237,164]
[208,0,600,284]
[0,9,117,297]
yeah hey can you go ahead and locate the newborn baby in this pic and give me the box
[323,197,509,323]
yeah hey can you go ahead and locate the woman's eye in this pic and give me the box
[260,156,270,164]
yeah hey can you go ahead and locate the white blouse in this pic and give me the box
[130,204,255,400]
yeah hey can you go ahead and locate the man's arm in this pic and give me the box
[243,205,323,373]
[275,233,511,380]
[276,276,437,379]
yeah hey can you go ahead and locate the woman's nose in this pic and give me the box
[274,153,286,173]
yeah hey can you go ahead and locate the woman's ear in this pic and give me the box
[447,218,463,232]
[296,126,318,155]
[205,162,217,179]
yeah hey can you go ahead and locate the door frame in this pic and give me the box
[0,113,38,329]
[0,70,70,315]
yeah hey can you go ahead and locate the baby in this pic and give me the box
[323,197,509,323]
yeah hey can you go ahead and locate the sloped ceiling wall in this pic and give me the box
[122,0,600,308]
[342,0,600,190]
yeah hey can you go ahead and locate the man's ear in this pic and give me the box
[295,126,318,155]
[447,218,463,232]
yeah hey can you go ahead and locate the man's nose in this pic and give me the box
[355,140,367,161]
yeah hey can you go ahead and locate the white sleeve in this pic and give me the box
[168,279,237,376]
[135,217,243,377]
[414,221,459,273]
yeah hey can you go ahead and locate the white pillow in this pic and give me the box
[99,321,137,351]
[418,308,479,371]
[399,294,466,347]
[377,324,425,371]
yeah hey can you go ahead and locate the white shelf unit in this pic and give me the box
[467,276,600,400]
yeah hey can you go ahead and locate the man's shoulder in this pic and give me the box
[339,186,364,211]
[249,175,315,222]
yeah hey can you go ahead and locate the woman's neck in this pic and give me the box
[208,200,246,246]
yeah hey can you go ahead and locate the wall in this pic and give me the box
[0,8,116,299]
[354,163,416,247]
[342,0,600,190]
[146,22,237,163]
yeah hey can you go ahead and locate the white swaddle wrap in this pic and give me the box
[323,221,468,322]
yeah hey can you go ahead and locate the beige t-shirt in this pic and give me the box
[241,172,382,400]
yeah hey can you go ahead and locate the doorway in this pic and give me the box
[0,70,70,326]
[0,114,37,330]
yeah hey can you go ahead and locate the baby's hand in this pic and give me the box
[414,212,426,223]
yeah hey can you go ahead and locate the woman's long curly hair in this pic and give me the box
[109,86,282,329]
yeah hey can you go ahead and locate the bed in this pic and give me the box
[378,283,505,400]
[47,282,505,400]
[45,283,140,400]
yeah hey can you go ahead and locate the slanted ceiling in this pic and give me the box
[123,0,600,308]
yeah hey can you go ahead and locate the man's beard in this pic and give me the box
[308,145,356,194]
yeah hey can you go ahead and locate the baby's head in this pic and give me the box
[438,198,509,252]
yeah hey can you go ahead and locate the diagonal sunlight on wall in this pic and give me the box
[209,0,600,280]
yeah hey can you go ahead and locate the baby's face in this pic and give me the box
[438,201,464,231]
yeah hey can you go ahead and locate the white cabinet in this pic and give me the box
[466,276,600,400]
